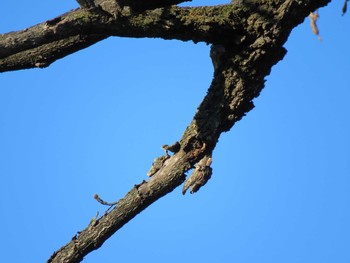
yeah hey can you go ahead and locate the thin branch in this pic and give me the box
[342,0,348,15]
[93,194,119,206]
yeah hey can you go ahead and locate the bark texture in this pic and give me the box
[0,0,332,262]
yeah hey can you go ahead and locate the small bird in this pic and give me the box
[161,141,181,154]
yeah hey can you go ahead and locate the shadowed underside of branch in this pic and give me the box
[0,0,332,262]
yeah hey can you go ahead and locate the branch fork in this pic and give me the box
[0,1,334,262]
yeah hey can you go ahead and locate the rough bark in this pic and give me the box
[0,0,332,262]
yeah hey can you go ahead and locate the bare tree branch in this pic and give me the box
[44,1,332,261]
[0,0,329,73]
[1,0,333,262]
[1,4,250,72]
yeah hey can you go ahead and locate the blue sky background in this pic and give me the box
[0,1,349,262]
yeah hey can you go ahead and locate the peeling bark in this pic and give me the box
[0,0,332,262]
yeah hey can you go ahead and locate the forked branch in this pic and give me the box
[0,1,332,263]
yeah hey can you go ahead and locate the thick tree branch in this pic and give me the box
[0,0,329,73]
[0,0,333,262]
[44,1,332,262]
[0,4,252,72]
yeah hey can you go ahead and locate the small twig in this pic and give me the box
[342,0,348,15]
[94,194,119,206]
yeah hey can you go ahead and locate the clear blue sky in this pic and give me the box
[1,1,349,262]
